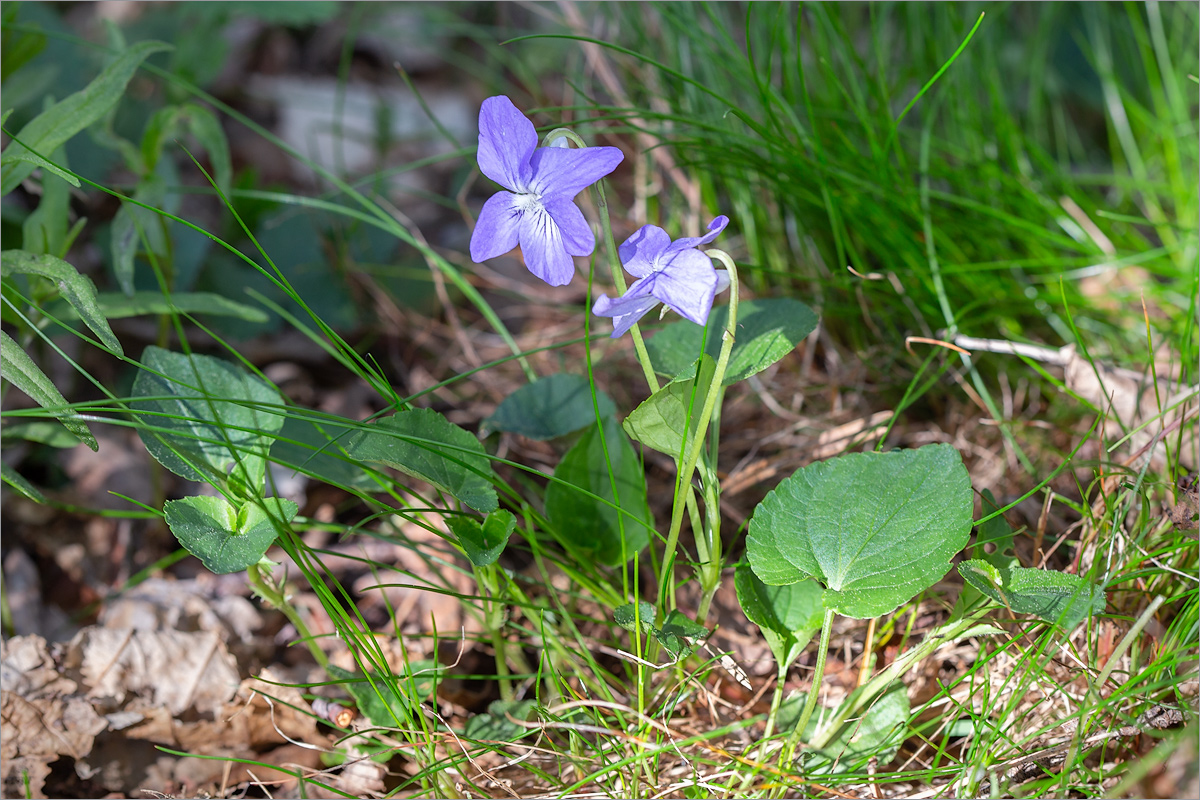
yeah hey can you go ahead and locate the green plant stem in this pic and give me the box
[657,251,739,610]
[480,564,514,701]
[810,605,992,750]
[247,562,328,669]
[781,607,835,765]
[694,474,723,622]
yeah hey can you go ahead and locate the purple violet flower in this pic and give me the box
[469,96,624,287]
[592,216,730,338]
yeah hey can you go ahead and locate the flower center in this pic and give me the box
[514,192,543,215]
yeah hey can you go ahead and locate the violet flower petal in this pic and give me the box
[664,215,730,256]
[528,145,625,198]
[650,249,719,325]
[469,191,523,262]
[617,225,672,279]
[518,206,576,286]
[543,196,595,256]
[592,281,660,338]
[476,96,536,191]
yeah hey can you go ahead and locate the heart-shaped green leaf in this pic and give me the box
[446,510,516,567]
[747,444,973,618]
[735,564,823,670]
[958,559,1106,629]
[132,346,284,492]
[163,494,297,574]
[623,354,716,458]
[545,417,652,566]
[646,297,818,385]
[348,408,498,513]
[486,373,616,440]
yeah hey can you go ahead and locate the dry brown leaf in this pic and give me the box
[1,635,108,799]
[63,627,240,716]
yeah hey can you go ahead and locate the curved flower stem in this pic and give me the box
[656,251,738,611]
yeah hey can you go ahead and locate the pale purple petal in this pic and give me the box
[470,191,523,262]
[528,145,624,198]
[664,215,730,256]
[543,197,595,256]
[651,249,719,325]
[518,206,575,286]
[477,96,536,191]
[592,281,660,338]
[714,269,731,295]
[617,225,672,278]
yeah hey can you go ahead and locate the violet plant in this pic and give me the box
[466,95,1107,772]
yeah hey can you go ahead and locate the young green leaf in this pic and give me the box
[958,559,1106,629]
[646,297,818,385]
[348,408,498,513]
[1,330,97,450]
[545,416,652,566]
[747,444,973,618]
[956,489,1022,615]
[21,144,76,257]
[131,345,285,490]
[1,40,172,196]
[2,250,122,354]
[655,609,711,660]
[623,354,716,459]
[972,488,1018,566]
[446,510,516,568]
[486,372,616,441]
[163,494,297,574]
[614,601,656,634]
[735,564,823,669]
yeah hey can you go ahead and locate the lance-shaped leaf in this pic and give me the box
[348,408,498,513]
[2,250,122,354]
[958,559,1106,629]
[747,444,973,618]
[1,330,97,450]
[1,40,172,196]
[131,346,284,492]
